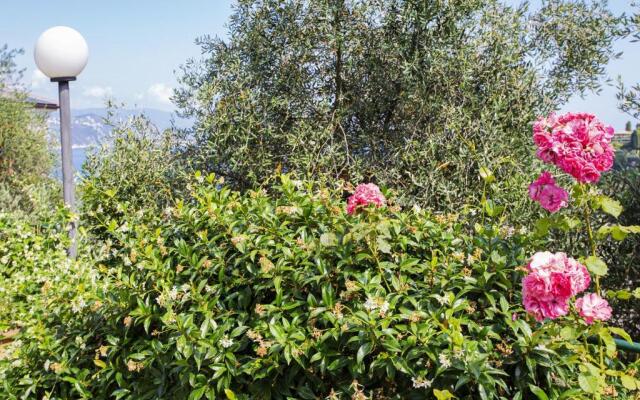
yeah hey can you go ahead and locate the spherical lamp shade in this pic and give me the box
[34,26,88,79]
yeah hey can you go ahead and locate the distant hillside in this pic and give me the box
[47,108,190,148]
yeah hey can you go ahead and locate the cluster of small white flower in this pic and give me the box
[438,353,451,368]
[411,376,433,389]
[434,294,450,306]
[75,336,86,350]
[71,297,87,314]
[220,335,234,348]
[363,296,390,316]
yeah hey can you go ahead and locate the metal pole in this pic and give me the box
[56,78,77,258]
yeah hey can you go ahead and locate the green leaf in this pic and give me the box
[557,216,581,231]
[433,389,455,400]
[534,217,551,236]
[479,166,495,183]
[599,196,623,218]
[528,385,549,400]
[597,225,640,241]
[620,375,638,391]
[357,342,372,365]
[614,289,632,300]
[224,389,237,400]
[558,389,583,400]
[188,386,206,400]
[598,328,616,358]
[608,327,632,343]
[560,326,577,340]
[584,256,608,277]
[611,225,628,241]
[376,237,391,254]
[578,374,599,394]
[483,199,503,217]
[490,251,506,266]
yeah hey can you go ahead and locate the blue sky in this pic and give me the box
[1,0,638,129]
[1,1,234,111]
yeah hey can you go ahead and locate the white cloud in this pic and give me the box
[31,69,48,89]
[148,83,173,105]
[83,85,113,98]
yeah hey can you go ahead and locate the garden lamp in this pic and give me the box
[34,26,89,258]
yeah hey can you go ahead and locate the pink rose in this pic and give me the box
[538,185,569,213]
[523,273,550,298]
[549,272,572,299]
[522,291,569,321]
[565,258,591,295]
[540,297,570,320]
[346,183,386,215]
[532,113,614,183]
[528,251,567,276]
[528,251,556,271]
[593,151,614,172]
[528,171,555,200]
[576,293,612,324]
[528,172,568,213]
[522,252,592,322]
[522,293,546,321]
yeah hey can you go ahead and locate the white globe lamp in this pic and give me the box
[34,26,88,80]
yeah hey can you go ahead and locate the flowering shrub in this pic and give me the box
[0,209,73,328]
[524,112,640,396]
[2,173,640,399]
[0,209,107,399]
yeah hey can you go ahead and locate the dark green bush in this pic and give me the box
[597,169,640,339]
[3,175,639,399]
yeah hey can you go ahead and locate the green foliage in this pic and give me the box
[0,209,107,400]
[80,112,186,241]
[3,175,639,399]
[0,209,74,329]
[0,94,54,183]
[595,169,640,340]
[176,0,623,214]
[0,45,58,216]
[0,44,24,87]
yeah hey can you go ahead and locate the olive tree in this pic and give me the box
[176,0,624,213]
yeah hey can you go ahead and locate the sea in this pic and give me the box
[73,147,89,172]
[52,147,90,179]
